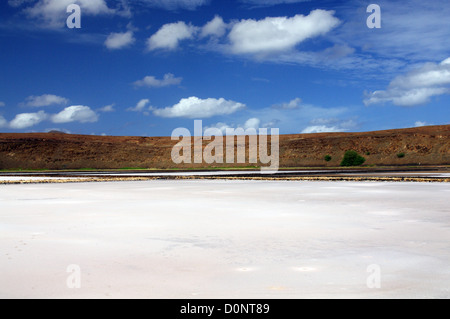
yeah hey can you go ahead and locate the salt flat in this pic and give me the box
[0,177,87,182]
[0,180,449,299]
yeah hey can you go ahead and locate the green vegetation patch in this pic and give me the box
[340,150,366,167]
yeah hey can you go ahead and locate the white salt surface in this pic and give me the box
[75,170,307,177]
[0,177,85,182]
[340,172,450,178]
[0,180,449,299]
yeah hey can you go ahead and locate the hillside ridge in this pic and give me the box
[0,125,449,170]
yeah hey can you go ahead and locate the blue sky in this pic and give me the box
[0,0,449,136]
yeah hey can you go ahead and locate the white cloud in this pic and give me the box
[98,104,115,112]
[147,22,198,51]
[127,99,152,112]
[302,118,357,134]
[205,118,264,135]
[5,105,99,129]
[365,87,449,107]
[25,0,114,27]
[442,58,450,65]
[228,10,340,55]
[0,101,5,107]
[301,125,346,134]
[141,11,343,68]
[201,100,351,135]
[105,31,135,50]
[23,94,68,107]
[0,116,8,128]
[271,97,302,110]
[134,73,182,88]
[364,57,450,106]
[138,0,209,10]
[200,16,227,38]
[9,111,48,129]
[51,105,98,123]
[415,121,433,127]
[390,59,450,89]
[244,118,261,130]
[153,96,246,118]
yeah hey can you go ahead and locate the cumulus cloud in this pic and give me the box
[364,87,449,107]
[142,11,341,65]
[364,57,450,106]
[4,104,100,129]
[24,0,114,27]
[153,96,246,118]
[200,15,227,38]
[105,31,135,50]
[9,111,48,129]
[138,0,210,10]
[147,21,198,51]
[23,94,68,107]
[301,118,357,134]
[98,104,115,112]
[391,58,450,89]
[301,125,345,134]
[244,118,261,130]
[51,105,98,123]
[204,118,264,135]
[200,100,351,135]
[134,73,182,88]
[228,10,340,55]
[127,99,152,113]
[271,97,302,109]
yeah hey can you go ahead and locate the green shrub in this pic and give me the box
[397,152,406,158]
[324,155,332,162]
[340,150,366,167]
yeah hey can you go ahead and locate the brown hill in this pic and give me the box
[0,125,449,170]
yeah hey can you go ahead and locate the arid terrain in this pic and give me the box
[0,125,449,170]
